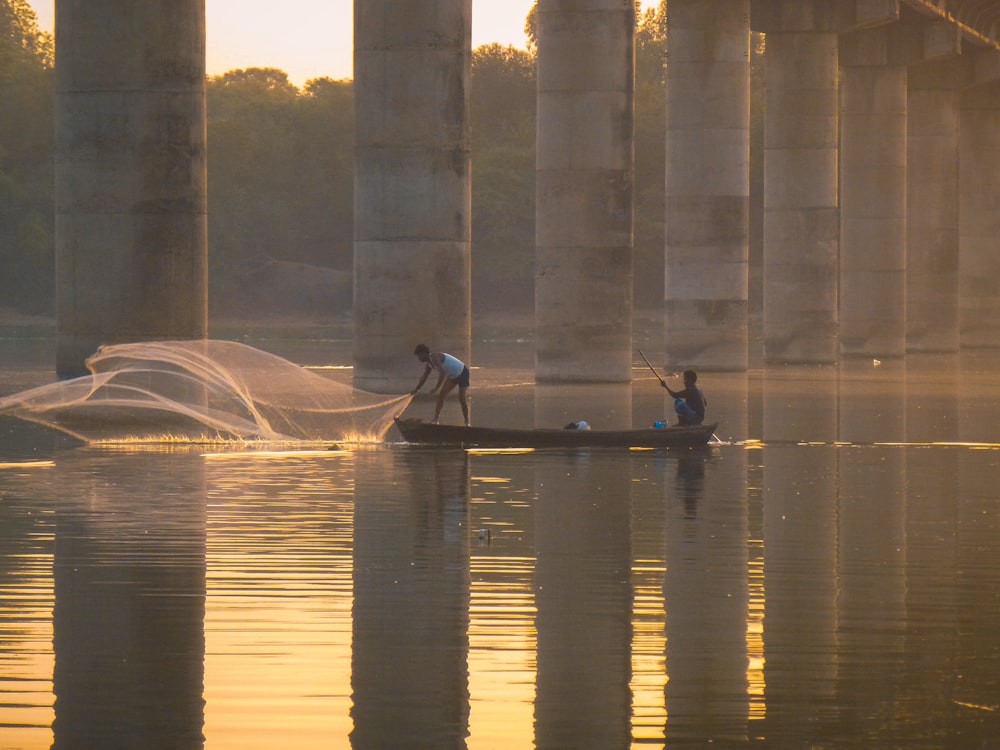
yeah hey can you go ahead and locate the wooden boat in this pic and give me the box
[393,417,718,449]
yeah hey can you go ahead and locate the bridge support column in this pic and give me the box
[664,0,750,372]
[839,28,907,358]
[54,0,207,378]
[906,58,963,353]
[353,1,472,392]
[534,0,634,382]
[762,29,840,363]
[959,77,1000,348]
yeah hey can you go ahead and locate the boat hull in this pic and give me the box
[393,418,717,448]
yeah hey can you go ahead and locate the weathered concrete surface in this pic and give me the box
[959,77,1000,348]
[664,0,750,372]
[762,30,840,363]
[838,27,907,358]
[535,0,634,382]
[353,0,472,393]
[55,0,208,378]
[907,58,963,353]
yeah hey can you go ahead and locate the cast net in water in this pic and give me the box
[0,340,412,444]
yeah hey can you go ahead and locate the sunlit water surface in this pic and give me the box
[1,338,999,749]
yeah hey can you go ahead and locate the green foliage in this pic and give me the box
[634,1,668,308]
[524,4,537,52]
[206,69,354,316]
[471,44,537,311]
[0,0,54,315]
[0,0,53,67]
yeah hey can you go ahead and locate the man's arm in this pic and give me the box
[430,369,446,393]
[661,382,680,399]
[411,364,432,394]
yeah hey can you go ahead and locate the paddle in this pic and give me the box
[637,349,667,388]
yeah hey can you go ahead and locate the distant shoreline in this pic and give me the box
[0,308,667,342]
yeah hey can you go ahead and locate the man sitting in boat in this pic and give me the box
[411,344,471,427]
[661,369,706,426]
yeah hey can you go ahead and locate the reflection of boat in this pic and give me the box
[394,418,718,448]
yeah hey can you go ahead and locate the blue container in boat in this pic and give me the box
[654,420,667,429]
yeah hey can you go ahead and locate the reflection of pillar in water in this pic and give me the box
[959,352,996,445]
[836,360,907,729]
[533,452,631,747]
[902,356,960,730]
[535,383,632,430]
[760,370,837,738]
[953,450,1000,748]
[628,451,670,742]
[838,359,905,445]
[954,356,1000,744]
[905,354,959,445]
[351,450,470,746]
[663,445,749,742]
[51,454,206,749]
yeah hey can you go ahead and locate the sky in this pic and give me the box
[26,1,541,86]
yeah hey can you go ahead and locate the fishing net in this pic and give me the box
[0,340,413,444]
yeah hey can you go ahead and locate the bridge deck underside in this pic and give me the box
[904,0,1000,49]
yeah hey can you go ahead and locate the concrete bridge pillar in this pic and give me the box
[534,0,635,382]
[959,74,1000,348]
[761,27,840,363]
[907,57,963,353]
[54,0,208,378]
[353,1,472,392]
[838,27,907,358]
[664,0,750,372]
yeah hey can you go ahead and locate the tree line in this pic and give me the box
[0,0,54,315]
[0,2,761,322]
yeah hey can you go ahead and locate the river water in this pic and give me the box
[1,336,998,749]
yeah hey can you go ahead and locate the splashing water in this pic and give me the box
[0,340,413,444]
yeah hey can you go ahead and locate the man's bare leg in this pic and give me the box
[458,386,470,426]
[433,379,456,423]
